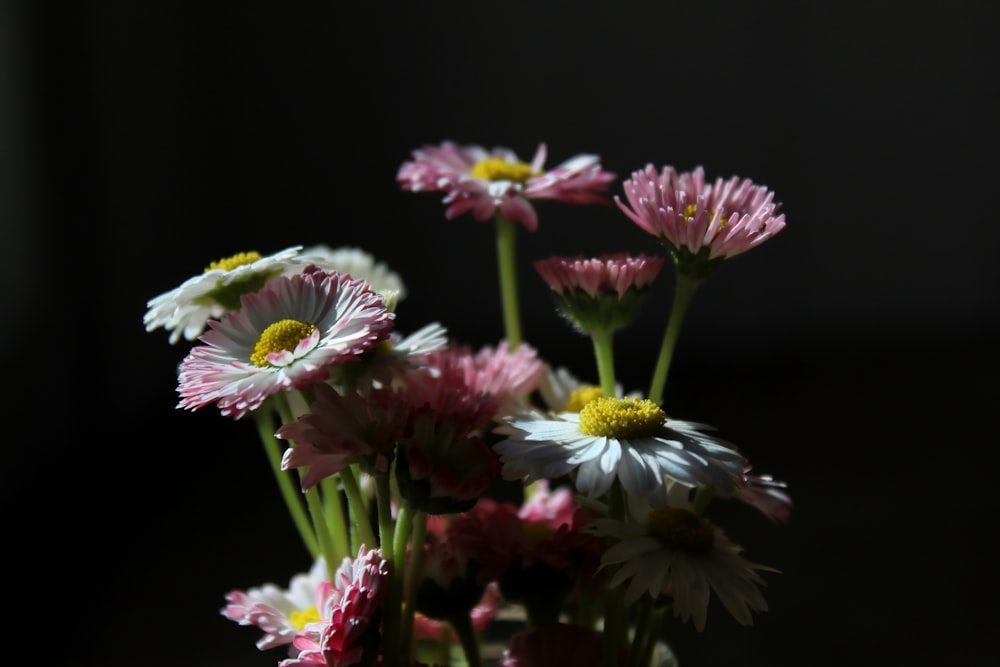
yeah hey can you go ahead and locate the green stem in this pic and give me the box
[633,604,667,667]
[321,476,350,564]
[495,213,523,349]
[647,273,702,405]
[399,508,426,663]
[591,329,617,397]
[253,405,319,558]
[449,610,483,667]
[340,465,378,549]
[375,473,400,667]
[603,480,627,667]
[305,486,339,583]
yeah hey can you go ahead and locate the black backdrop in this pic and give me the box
[7,1,999,666]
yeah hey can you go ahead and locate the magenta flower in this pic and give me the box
[279,546,389,667]
[176,270,394,420]
[397,141,616,231]
[615,165,786,277]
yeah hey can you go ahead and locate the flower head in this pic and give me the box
[144,246,318,344]
[176,270,395,419]
[279,546,389,667]
[277,384,413,489]
[300,244,408,306]
[615,165,786,278]
[534,253,666,335]
[494,397,745,500]
[397,141,616,232]
[221,556,328,651]
[588,499,777,632]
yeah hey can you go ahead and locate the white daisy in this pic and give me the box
[177,270,395,419]
[144,246,315,344]
[332,321,450,392]
[221,556,328,651]
[493,396,745,500]
[588,495,777,632]
[300,244,407,306]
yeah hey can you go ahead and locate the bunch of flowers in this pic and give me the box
[145,140,791,667]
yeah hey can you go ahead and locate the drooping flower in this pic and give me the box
[144,246,317,344]
[534,253,666,335]
[279,546,389,667]
[615,165,786,278]
[493,397,745,500]
[221,557,328,652]
[277,383,413,489]
[397,141,616,232]
[176,270,395,420]
[587,497,777,632]
[300,244,408,306]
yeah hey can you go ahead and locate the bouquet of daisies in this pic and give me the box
[144,139,790,667]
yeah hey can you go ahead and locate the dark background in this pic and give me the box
[6,1,998,665]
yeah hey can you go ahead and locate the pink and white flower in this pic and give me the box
[534,253,665,301]
[279,546,389,667]
[176,270,395,419]
[615,165,786,275]
[397,141,616,232]
[221,557,328,652]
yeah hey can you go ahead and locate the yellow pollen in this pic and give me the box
[522,521,557,549]
[563,385,605,412]
[577,397,665,439]
[250,319,317,367]
[205,251,262,272]
[683,204,727,228]
[289,606,321,630]
[470,156,536,183]
[647,507,715,555]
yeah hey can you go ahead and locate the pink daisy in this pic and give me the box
[279,546,389,667]
[221,557,328,652]
[397,141,616,232]
[615,165,786,277]
[176,270,394,420]
[276,384,413,490]
[534,253,666,334]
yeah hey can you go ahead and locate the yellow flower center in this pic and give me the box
[250,319,317,367]
[563,385,605,412]
[578,397,665,439]
[470,156,536,183]
[683,204,728,228]
[289,606,321,629]
[647,507,715,555]
[205,251,262,272]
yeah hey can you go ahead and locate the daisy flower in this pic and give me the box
[280,546,389,667]
[587,498,777,632]
[144,246,316,344]
[176,270,395,420]
[735,472,793,525]
[331,321,450,393]
[277,383,413,489]
[534,253,666,335]
[221,556,328,652]
[493,396,745,500]
[615,165,786,278]
[397,141,616,232]
[300,244,408,305]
